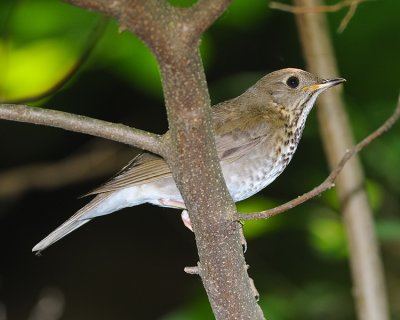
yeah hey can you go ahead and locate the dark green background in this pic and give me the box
[0,0,399,319]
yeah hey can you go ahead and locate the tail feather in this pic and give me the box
[32,219,91,253]
[32,192,117,253]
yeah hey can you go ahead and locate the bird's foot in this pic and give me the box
[159,199,186,209]
[240,225,248,253]
[181,210,193,231]
[182,210,248,252]
[233,220,248,253]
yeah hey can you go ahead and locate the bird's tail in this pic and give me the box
[32,183,149,253]
[32,218,91,254]
[32,192,117,253]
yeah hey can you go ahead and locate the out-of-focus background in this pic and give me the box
[0,0,399,319]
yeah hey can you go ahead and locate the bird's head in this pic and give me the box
[252,68,345,117]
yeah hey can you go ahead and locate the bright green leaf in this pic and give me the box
[308,212,348,259]
[0,39,76,101]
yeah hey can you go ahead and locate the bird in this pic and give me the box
[32,68,345,253]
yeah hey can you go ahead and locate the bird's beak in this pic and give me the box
[303,78,346,91]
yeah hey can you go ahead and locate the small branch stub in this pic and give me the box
[184,266,200,275]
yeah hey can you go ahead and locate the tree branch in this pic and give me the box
[293,0,389,319]
[186,0,232,35]
[239,95,400,221]
[65,0,181,60]
[63,1,264,319]
[0,104,164,156]
[270,0,368,32]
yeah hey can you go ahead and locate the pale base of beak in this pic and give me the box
[303,78,346,91]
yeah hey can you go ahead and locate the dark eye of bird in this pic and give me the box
[286,76,299,89]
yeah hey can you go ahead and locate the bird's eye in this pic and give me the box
[286,76,299,89]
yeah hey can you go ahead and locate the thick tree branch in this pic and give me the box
[187,0,232,35]
[65,0,232,60]
[63,1,264,319]
[65,0,175,54]
[239,95,400,220]
[0,104,164,156]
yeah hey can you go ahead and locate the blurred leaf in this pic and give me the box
[333,0,400,102]
[320,187,339,211]
[210,71,265,103]
[376,218,400,242]
[167,0,197,7]
[94,24,162,97]
[259,294,294,319]
[9,1,97,38]
[0,0,100,102]
[237,195,282,239]
[366,179,383,212]
[92,22,214,98]
[161,295,213,320]
[320,179,383,213]
[259,281,353,320]
[217,0,271,29]
[0,39,76,100]
[308,211,348,259]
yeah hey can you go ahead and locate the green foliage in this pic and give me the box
[93,21,163,97]
[0,0,98,101]
[216,0,270,29]
[377,219,400,242]
[308,210,348,259]
[259,282,353,320]
[0,39,75,99]
[237,195,283,239]
[0,0,218,101]
[167,0,198,7]
[161,295,214,320]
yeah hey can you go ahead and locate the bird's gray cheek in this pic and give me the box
[270,91,283,103]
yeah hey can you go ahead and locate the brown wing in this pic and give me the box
[213,100,283,163]
[84,153,172,196]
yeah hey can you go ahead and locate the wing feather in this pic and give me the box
[84,153,172,196]
[213,101,282,163]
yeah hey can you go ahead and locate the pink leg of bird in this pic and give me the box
[159,199,247,251]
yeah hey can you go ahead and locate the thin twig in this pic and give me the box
[0,104,164,156]
[337,1,358,32]
[270,0,366,13]
[238,94,400,221]
[270,0,369,32]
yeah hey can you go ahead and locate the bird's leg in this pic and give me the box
[182,210,248,253]
[181,210,193,231]
[157,199,193,231]
[239,223,248,253]
[159,199,186,209]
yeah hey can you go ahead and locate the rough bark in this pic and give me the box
[64,0,265,318]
